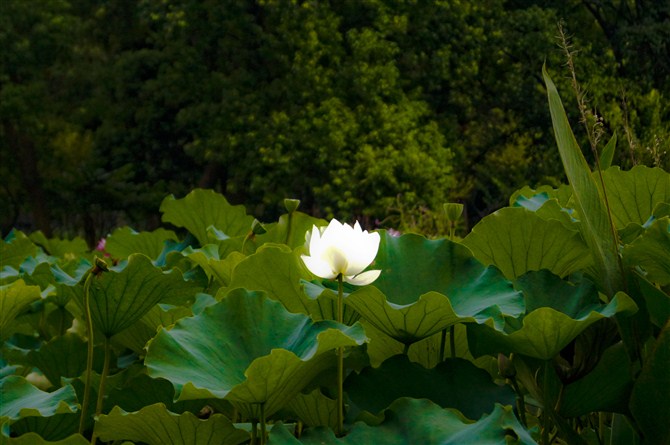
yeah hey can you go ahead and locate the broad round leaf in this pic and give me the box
[95,403,249,445]
[623,217,670,286]
[84,254,200,337]
[0,280,41,341]
[600,165,670,228]
[468,291,637,360]
[145,289,368,418]
[345,233,523,344]
[0,376,79,421]
[269,399,536,444]
[160,189,254,246]
[463,207,593,279]
[105,227,178,260]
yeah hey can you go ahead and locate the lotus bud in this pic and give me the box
[284,198,301,214]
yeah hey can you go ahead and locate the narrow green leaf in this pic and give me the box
[543,65,622,297]
[599,132,617,170]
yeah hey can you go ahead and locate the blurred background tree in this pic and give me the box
[1,0,668,243]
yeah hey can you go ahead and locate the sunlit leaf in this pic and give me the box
[463,207,592,279]
[82,254,200,337]
[345,232,523,344]
[623,217,670,286]
[105,227,178,260]
[160,189,254,246]
[600,166,670,229]
[145,289,368,418]
[29,232,88,258]
[0,376,79,421]
[0,280,41,341]
[468,291,637,360]
[0,232,38,270]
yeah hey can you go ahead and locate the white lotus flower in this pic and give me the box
[301,219,381,286]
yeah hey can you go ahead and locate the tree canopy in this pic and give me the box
[2,0,668,243]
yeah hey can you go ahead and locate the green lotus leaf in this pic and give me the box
[288,389,338,429]
[345,355,514,420]
[0,432,89,445]
[112,303,193,354]
[345,233,523,344]
[463,207,593,280]
[180,245,245,288]
[145,289,368,418]
[160,189,254,246]
[9,413,80,442]
[630,320,670,445]
[105,227,178,260]
[25,333,105,387]
[623,217,670,286]
[226,245,310,313]
[509,184,574,209]
[94,403,249,445]
[0,280,41,341]
[28,232,88,259]
[468,291,637,360]
[634,272,670,328]
[559,342,633,417]
[82,254,201,337]
[0,376,79,421]
[268,399,536,444]
[600,165,670,229]
[1,232,38,270]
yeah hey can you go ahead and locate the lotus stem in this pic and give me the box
[450,325,456,359]
[510,377,527,427]
[260,402,267,445]
[439,329,447,362]
[403,343,410,355]
[251,418,258,445]
[89,336,112,444]
[78,270,96,437]
[542,362,551,445]
[336,274,344,437]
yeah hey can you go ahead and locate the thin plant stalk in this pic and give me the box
[439,329,447,362]
[251,419,258,445]
[450,325,456,359]
[260,403,267,445]
[78,271,96,436]
[542,362,551,445]
[89,336,112,444]
[510,377,527,427]
[336,274,344,436]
